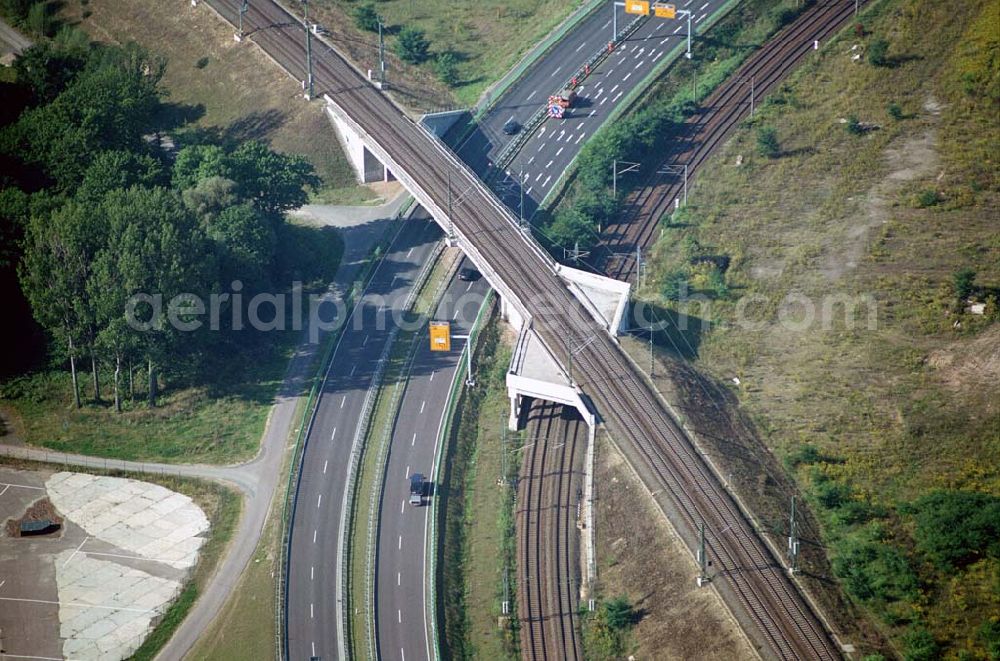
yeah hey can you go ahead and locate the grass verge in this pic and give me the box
[437,317,517,660]
[637,0,1000,655]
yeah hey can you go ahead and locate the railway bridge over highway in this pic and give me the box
[206,1,846,659]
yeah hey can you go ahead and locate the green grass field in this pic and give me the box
[638,0,999,655]
[309,0,586,109]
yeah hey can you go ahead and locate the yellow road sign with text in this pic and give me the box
[654,2,677,18]
[429,321,451,352]
[625,0,650,15]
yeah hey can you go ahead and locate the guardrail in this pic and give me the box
[275,209,409,661]
[491,15,649,174]
[426,289,497,660]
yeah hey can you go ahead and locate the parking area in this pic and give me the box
[0,467,208,660]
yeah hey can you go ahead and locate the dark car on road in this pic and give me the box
[502,119,521,135]
[459,268,481,281]
[409,473,426,506]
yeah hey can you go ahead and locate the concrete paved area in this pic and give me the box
[0,468,207,661]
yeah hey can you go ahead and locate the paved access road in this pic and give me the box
[375,262,489,661]
[286,214,442,661]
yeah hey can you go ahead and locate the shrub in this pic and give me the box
[195,56,209,69]
[908,490,1000,569]
[395,26,430,64]
[887,102,903,120]
[547,206,596,253]
[352,4,381,33]
[832,530,919,605]
[952,268,978,301]
[26,1,51,36]
[913,189,941,208]
[756,125,780,158]
[846,115,864,135]
[979,620,1000,660]
[603,596,637,630]
[868,38,889,66]
[902,625,940,661]
[434,51,459,86]
[707,267,729,298]
[661,270,689,301]
[787,443,823,467]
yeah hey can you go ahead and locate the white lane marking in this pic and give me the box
[310,603,314,618]
[556,147,564,157]
[537,141,546,152]
[401,500,405,513]
[634,48,645,59]
[610,84,620,94]
[350,364,357,376]
[654,50,665,62]
[684,0,692,4]
[558,129,566,140]
[313,529,317,543]
[311,566,315,580]
[674,24,683,33]
[466,281,473,292]
[0,485,8,496]
[601,97,608,105]
[430,370,435,381]
[635,60,644,69]
[412,432,417,446]
[398,535,402,550]
[0,579,5,589]
[526,186,533,195]
[606,68,615,77]
[527,90,537,101]
[538,126,546,136]
[317,494,322,508]
[406,465,410,477]
[661,36,670,44]
[551,65,563,77]
[623,72,632,82]
[331,427,337,440]
[340,395,346,408]
[576,132,587,143]
[546,160,554,168]
[527,155,535,165]
[543,175,552,187]
[0,481,43,491]
[699,1,709,9]
[453,308,460,320]
[535,171,544,182]
[575,41,587,52]
[63,536,89,568]
[313,642,316,657]
[398,609,402,623]
[406,247,413,258]
[613,91,624,102]
[588,109,596,118]
[398,572,401,586]
[697,12,707,23]
[0,596,154,614]
[363,334,369,346]
[602,19,611,28]
[323,460,328,473]
[420,400,426,413]
[594,87,604,98]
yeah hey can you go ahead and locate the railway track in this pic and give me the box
[517,400,584,661]
[600,0,866,281]
[206,1,843,658]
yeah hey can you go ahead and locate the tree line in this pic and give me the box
[0,39,323,411]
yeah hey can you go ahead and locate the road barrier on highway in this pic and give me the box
[426,289,496,661]
[491,14,648,176]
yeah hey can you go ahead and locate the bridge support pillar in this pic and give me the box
[325,106,394,184]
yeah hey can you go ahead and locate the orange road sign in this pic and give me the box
[429,321,451,352]
[625,0,650,15]
[654,2,677,18]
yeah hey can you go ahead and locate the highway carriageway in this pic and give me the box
[208,1,843,658]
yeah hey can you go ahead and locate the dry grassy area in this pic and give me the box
[60,0,373,203]
[593,432,759,660]
[637,0,1000,656]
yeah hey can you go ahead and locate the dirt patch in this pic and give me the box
[594,433,759,660]
[927,325,1000,391]
[4,496,63,537]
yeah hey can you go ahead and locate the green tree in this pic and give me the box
[756,125,780,158]
[603,596,636,630]
[953,268,977,302]
[548,206,596,253]
[902,625,939,661]
[832,529,918,605]
[77,150,165,205]
[353,4,381,32]
[181,175,239,222]
[909,490,1000,569]
[172,144,232,191]
[13,42,88,103]
[206,203,275,288]
[228,140,319,216]
[395,27,430,64]
[868,38,889,66]
[434,51,459,86]
[19,200,105,407]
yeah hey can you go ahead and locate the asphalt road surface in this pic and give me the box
[474,0,725,218]
[286,214,442,661]
[375,263,490,661]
